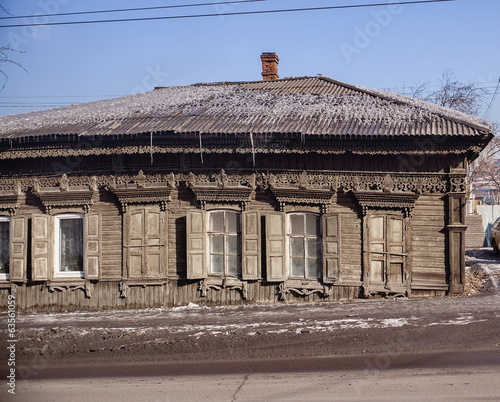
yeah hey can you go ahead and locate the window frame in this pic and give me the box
[54,213,84,279]
[207,209,242,277]
[286,212,322,280]
[0,216,10,281]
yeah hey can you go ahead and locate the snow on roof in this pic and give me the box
[0,76,492,139]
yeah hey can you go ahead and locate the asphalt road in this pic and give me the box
[6,350,500,402]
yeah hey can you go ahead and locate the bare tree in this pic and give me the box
[404,69,487,115]
[0,4,27,90]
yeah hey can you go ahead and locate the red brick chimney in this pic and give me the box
[260,52,279,81]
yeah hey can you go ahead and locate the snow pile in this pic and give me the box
[0,78,491,137]
[465,248,500,295]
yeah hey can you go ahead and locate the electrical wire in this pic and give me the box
[482,78,500,120]
[0,0,458,29]
[0,0,271,20]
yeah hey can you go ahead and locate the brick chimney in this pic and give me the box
[260,52,279,81]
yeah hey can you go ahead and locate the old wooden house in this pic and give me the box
[0,53,493,310]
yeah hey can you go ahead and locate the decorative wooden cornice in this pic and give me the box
[188,170,256,210]
[32,174,97,214]
[270,188,335,213]
[108,170,174,212]
[0,180,22,215]
[354,191,420,217]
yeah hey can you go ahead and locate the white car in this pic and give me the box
[490,217,500,254]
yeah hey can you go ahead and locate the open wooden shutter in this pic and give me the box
[265,212,286,282]
[9,216,27,282]
[84,213,100,280]
[322,213,341,284]
[241,210,261,280]
[32,214,52,281]
[186,209,207,279]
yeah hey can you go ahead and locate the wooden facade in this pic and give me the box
[0,75,493,311]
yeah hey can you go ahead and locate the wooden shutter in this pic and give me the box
[241,210,260,280]
[265,212,286,282]
[322,213,341,284]
[84,213,100,280]
[186,209,207,279]
[127,209,145,278]
[32,214,52,281]
[145,208,164,278]
[9,216,27,282]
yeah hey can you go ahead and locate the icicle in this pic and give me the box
[199,132,204,164]
[250,132,255,167]
[150,132,154,165]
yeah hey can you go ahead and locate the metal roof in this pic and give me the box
[0,76,492,141]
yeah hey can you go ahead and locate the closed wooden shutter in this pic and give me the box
[125,207,166,279]
[9,216,27,282]
[186,209,207,279]
[84,213,100,280]
[32,214,52,281]
[322,213,341,284]
[265,212,286,282]
[241,210,260,280]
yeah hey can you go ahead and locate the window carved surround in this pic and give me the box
[199,277,248,299]
[44,279,93,298]
[108,171,175,213]
[0,181,22,215]
[32,174,97,214]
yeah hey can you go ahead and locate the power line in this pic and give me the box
[482,77,500,120]
[0,0,458,28]
[0,0,270,20]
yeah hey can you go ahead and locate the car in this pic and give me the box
[490,217,500,254]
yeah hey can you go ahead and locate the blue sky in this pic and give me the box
[0,0,498,125]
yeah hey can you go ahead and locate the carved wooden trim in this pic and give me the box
[32,174,97,214]
[278,280,332,300]
[269,188,335,212]
[354,192,419,217]
[118,279,168,298]
[45,280,92,298]
[109,170,174,212]
[199,277,248,299]
[188,170,256,210]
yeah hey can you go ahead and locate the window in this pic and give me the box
[0,216,9,280]
[208,210,241,276]
[54,213,84,278]
[288,213,321,279]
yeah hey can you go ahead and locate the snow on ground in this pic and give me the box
[465,248,500,295]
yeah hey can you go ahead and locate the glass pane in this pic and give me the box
[210,212,224,232]
[226,255,240,275]
[291,257,305,277]
[210,254,223,274]
[289,215,304,235]
[59,218,83,272]
[0,221,9,275]
[306,238,320,258]
[290,237,304,257]
[226,235,239,255]
[225,212,239,233]
[305,215,320,236]
[210,234,224,254]
[306,258,321,279]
